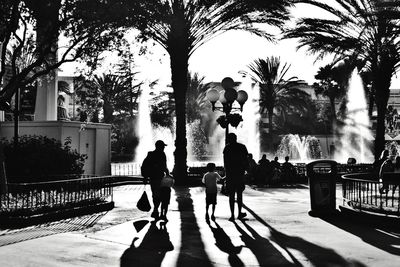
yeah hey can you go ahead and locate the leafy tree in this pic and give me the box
[94,0,294,181]
[285,0,400,159]
[0,0,128,108]
[242,57,310,136]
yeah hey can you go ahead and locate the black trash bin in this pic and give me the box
[306,160,338,215]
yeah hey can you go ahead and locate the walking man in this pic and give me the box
[223,133,249,221]
[141,140,170,219]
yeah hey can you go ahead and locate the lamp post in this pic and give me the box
[206,77,248,144]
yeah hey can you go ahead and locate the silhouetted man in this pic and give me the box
[223,133,249,221]
[142,140,169,219]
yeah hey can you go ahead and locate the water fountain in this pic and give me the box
[334,69,374,163]
[134,84,175,170]
[277,134,322,162]
[238,81,261,160]
[134,83,153,164]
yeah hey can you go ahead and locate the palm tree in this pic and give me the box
[74,73,139,123]
[150,72,210,125]
[285,0,400,159]
[313,60,354,124]
[127,0,293,181]
[243,57,310,136]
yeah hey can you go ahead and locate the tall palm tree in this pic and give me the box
[285,0,400,159]
[126,0,294,181]
[243,56,310,136]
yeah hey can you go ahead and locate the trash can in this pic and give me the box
[306,160,337,215]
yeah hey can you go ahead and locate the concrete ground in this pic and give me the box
[0,184,399,267]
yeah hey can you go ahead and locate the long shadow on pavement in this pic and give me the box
[207,221,244,266]
[174,187,213,267]
[120,187,213,267]
[233,220,297,266]
[120,220,174,267]
[320,214,400,256]
[243,204,366,267]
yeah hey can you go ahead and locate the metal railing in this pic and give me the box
[341,173,400,216]
[111,162,141,176]
[0,176,114,216]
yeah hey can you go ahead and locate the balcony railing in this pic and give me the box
[341,173,400,216]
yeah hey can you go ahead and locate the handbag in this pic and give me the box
[137,190,151,212]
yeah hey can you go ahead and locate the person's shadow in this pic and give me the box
[234,220,297,266]
[207,221,244,267]
[242,205,366,267]
[120,220,174,267]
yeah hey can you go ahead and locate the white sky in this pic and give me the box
[60,2,400,89]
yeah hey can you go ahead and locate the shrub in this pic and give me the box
[1,135,87,183]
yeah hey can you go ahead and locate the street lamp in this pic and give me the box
[206,77,248,144]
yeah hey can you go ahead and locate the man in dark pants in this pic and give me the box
[142,140,169,219]
[223,133,249,221]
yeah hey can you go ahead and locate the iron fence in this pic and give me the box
[0,176,113,216]
[341,173,400,216]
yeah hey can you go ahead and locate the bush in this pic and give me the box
[1,135,87,183]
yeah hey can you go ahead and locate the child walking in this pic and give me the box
[159,174,174,222]
[202,163,222,221]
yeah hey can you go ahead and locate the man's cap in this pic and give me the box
[155,140,167,147]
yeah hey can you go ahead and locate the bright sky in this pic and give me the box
[60,2,400,89]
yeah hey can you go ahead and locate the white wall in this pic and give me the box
[0,121,111,176]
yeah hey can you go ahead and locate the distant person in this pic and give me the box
[379,155,394,194]
[57,95,69,121]
[329,142,335,157]
[393,156,400,192]
[271,156,281,171]
[256,154,271,186]
[202,162,222,221]
[270,156,281,184]
[223,133,249,221]
[281,156,296,182]
[394,156,400,173]
[159,173,174,222]
[373,149,389,177]
[246,153,258,184]
[141,140,170,219]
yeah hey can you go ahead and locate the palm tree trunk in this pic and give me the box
[103,102,113,123]
[170,47,188,184]
[329,97,337,122]
[373,73,391,160]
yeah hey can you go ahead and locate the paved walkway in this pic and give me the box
[0,184,399,266]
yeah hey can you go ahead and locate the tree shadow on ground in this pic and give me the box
[121,187,213,267]
[207,221,244,267]
[243,204,366,267]
[120,220,174,267]
[174,187,213,267]
[320,214,400,256]
[0,212,107,247]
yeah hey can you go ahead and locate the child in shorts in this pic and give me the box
[202,163,222,221]
[159,174,174,222]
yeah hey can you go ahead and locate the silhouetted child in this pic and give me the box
[159,174,174,222]
[202,163,222,221]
